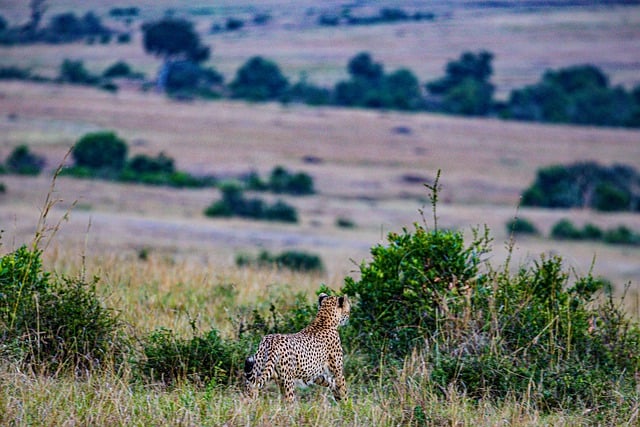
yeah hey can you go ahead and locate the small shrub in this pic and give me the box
[237,249,324,273]
[263,200,298,222]
[0,66,31,80]
[336,217,356,228]
[72,131,128,172]
[603,225,640,245]
[225,18,244,31]
[59,59,99,85]
[5,144,45,175]
[103,60,132,78]
[506,217,538,235]
[204,184,298,223]
[230,56,289,101]
[0,246,126,373]
[139,327,237,385]
[522,162,639,211]
[550,218,583,240]
[582,223,603,240]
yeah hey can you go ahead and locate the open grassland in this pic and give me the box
[1,1,640,424]
[0,81,639,291]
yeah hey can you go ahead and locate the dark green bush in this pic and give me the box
[59,59,100,85]
[236,249,324,273]
[0,246,125,372]
[0,66,31,80]
[139,290,319,386]
[103,60,132,78]
[343,223,492,362]
[522,162,639,212]
[204,183,298,223]
[341,178,640,410]
[230,56,289,101]
[139,327,237,385]
[603,225,640,246]
[506,217,538,235]
[505,64,638,127]
[268,166,315,195]
[582,223,603,240]
[72,131,128,171]
[550,219,583,240]
[127,152,175,174]
[5,144,45,175]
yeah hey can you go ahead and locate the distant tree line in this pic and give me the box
[136,17,640,128]
[1,9,638,128]
[0,7,125,45]
[318,7,435,27]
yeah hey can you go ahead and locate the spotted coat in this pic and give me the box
[244,293,350,402]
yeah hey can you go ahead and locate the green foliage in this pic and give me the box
[59,59,100,85]
[236,249,324,273]
[505,64,638,127]
[142,18,209,63]
[164,60,223,97]
[0,246,125,372]
[139,327,237,385]
[139,290,319,386]
[230,56,289,101]
[603,225,640,246]
[506,217,538,235]
[72,131,128,172]
[204,183,298,223]
[550,219,639,246]
[103,61,133,78]
[426,51,495,116]
[340,178,640,410]
[5,144,45,175]
[267,166,315,195]
[334,52,423,110]
[0,66,31,80]
[550,218,584,240]
[38,11,111,43]
[127,152,175,175]
[522,162,640,211]
[343,224,492,362]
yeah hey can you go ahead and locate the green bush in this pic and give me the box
[603,225,640,246]
[343,224,492,362]
[230,56,289,101]
[139,290,319,386]
[103,60,132,78]
[505,64,638,127]
[5,144,45,175]
[72,131,128,171]
[59,59,100,85]
[236,249,324,273]
[139,327,237,385]
[0,246,125,372]
[550,218,583,240]
[340,179,640,410]
[0,66,31,80]
[522,162,639,211]
[204,183,298,223]
[506,217,538,235]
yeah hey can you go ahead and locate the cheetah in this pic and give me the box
[243,293,350,402]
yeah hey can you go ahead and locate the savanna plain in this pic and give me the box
[1,1,640,425]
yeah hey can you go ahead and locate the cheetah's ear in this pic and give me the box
[318,293,329,308]
[338,296,345,308]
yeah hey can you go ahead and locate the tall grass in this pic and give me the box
[2,169,639,426]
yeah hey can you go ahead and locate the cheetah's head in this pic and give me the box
[317,293,350,327]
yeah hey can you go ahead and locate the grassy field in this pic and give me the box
[1,1,640,425]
